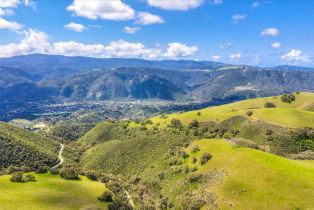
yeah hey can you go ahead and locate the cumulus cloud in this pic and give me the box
[64,22,88,32]
[281,49,310,62]
[271,42,281,49]
[0,29,50,57]
[229,53,242,60]
[165,42,198,57]
[211,55,220,61]
[147,0,203,11]
[124,26,141,34]
[67,0,135,21]
[135,12,164,25]
[232,14,246,22]
[0,17,23,30]
[0,28,198,59]
[261,28,279,36]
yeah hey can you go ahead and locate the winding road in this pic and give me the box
[52,144,64,169]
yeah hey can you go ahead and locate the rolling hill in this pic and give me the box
[0,173,109,210]
[0,122,59,169]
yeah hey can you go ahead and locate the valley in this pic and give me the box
[1,91,313,209]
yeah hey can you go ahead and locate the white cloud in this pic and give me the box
[135,12,164,25]
[67,0,135,21]
[0,0,20,8]
[165,42,198,57]
[0,28,198,59]
[232,14,246,21]
[252,1,259,8]
[261,28,279,36]
[229,53,242,60]
[147,0,203,11]
[212,0,223,4]
[281,49,310,62]
[211,55,220,61]
[0,8,13,16]
[124,26,140,34]
[271,42,281,49]
[0,29,50,57]
[64,22,88,32]
[0,17,23,30]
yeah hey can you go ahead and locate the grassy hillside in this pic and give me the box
[0,122,59,168]
[183,139,314,209]
[137,92,314,129]
[0,173,109,210]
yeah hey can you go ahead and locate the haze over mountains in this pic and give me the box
[0,54,313,105]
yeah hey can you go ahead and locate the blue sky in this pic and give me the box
[0,0,313,67]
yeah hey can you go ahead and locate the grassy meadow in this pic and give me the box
[0,173,109,210]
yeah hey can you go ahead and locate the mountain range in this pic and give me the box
[0,54,313,104]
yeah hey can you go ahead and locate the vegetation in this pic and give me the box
[0,122,59,169]
[0,173,110,209]
[264,101,276,108]
[281,93,296,103]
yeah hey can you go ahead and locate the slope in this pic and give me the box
[0,122,59,168]
[0,173,109,210]
[145,92,314,128]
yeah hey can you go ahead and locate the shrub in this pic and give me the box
[60,167,79,180]
[85,170,98,181]
[50,168,60,175]
[200,153,212,165]
[197,112,202,116]
[36,166,48,174]
[234,138,259,149]
[187,173,203,183]
[191,145,200,153]
[188,120,200,129]
[246,111,253,116]
[180,151,189,159]
[265,129,273,135]
[10,172,25,183]
[98,191,114,202]
[264,102,276,108]
[24,174,36,182]
[170,119,183,129]
[192,157,197,164]
[281,93,296,103]
[290,150,314,160]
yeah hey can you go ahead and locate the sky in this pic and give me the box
[0,0,313,67]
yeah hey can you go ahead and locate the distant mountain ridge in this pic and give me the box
[0,54,313,107]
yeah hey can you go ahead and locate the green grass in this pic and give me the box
[132,92,314,129]
[0,173,109,210]
[185,139,314,210]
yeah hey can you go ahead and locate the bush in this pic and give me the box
[36,166,48,174]
[265,129,273,135]
[191,145,200,153]
[24,174,36,182]
[281,93,296,103]
[50,168,60,175]
[60,167,79,180]
[188,120,199,129]
[85,170,98,181]
[170,119,183,129]
[200,153,212,165]
[192,157,197,164]
[234,138,259,149]
[290,150,314,160]
[197,112,202,116]
[246,111,253,116]
[180,151,189,159]
[10,172,25,183]
[264,102,276,108]
[98,191,114,202]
